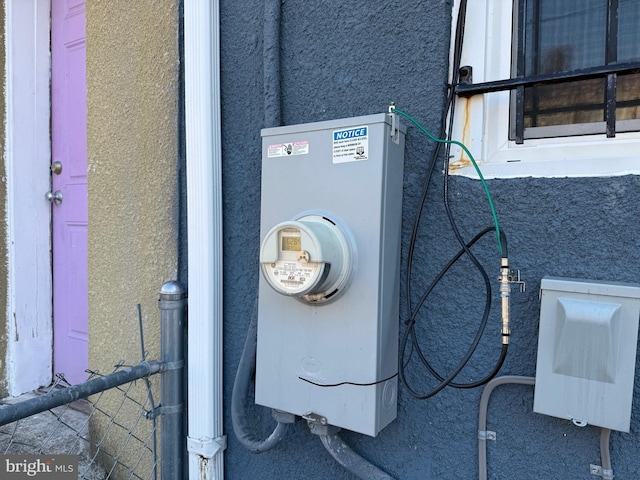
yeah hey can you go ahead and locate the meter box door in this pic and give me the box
[256,113,406,437]
[534,277,640,432]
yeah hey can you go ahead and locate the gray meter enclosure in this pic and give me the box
[256,113,406,436]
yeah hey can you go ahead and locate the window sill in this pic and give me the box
[451,154,640,180]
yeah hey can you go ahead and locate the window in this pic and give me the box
[448,0,640,178]
[512,0,640,141]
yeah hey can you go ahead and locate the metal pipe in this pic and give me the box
[263,0,282,128]
[0,362,162,427]
[319,434,396,480]
[184,0,225,478]
[159,282,187,480]
[231,304,290,453]
[231,0,289,455]
[478,376,535,480]
[600,428,613,479]
[478,377,617,479]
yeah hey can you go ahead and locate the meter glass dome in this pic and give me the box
[259,214,354,304]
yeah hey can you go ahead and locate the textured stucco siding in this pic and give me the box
[86,1,180,475]
[220,1,640,479]
[86,0,180,374]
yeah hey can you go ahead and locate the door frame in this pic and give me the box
[4,0,53,396]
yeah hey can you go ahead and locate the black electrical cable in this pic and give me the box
[411,230,508,384]
[400,228,503,399]
[404,0,470,326]
[409,229,508,390]
[400,0,509,399]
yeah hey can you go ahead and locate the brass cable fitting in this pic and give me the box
[500,257,511,345]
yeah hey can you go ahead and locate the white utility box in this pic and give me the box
[255,113,405,436]
[534,277,640,432]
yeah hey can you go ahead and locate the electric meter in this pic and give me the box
[260,214,353,304]
[256,112,406,436]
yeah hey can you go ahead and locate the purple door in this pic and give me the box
[51,0,88,385]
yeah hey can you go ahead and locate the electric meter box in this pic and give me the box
[255,113,406,436]
[534,277,640,432]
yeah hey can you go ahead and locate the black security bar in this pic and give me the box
[454,61,640,98]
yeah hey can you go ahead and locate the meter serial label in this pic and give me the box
[269,261,317,290]
[267,141,309,158]
[332,125,368,164]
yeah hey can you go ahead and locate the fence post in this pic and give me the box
[159,281,187,479]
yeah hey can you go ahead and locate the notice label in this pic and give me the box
[332,126,368,164]
[267,141,309,158]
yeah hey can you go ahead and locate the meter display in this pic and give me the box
[281,230,302,251]
[260,214,353,303]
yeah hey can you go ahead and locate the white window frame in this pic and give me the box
[448,0,640,179]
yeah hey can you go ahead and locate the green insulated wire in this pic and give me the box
[391,106,503,256]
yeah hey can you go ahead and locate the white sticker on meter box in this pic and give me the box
[267,141,309,158]
[332,125,368,164]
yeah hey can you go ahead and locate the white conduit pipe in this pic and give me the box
[185,0,225,479]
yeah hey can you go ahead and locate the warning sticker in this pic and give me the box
[267,141,309,158]
[332,125,368,164]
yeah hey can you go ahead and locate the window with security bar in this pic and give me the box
[510,0,640,141]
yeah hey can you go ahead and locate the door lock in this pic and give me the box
[45,190,63,205]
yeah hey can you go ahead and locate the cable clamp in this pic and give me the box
[160,359,185,371]
[590,464,614,479]
[478,430,496,441]
[146,403,184,419]
[187,435,227,459]
[508,269,526,293]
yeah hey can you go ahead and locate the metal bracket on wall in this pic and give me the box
[478,430,496,441]
[508,269,526,293]
[458,65,473,85]
[590,464,614,480]
[389,113,400,145]
[145,403,184,420]
[388,104,400,144]
[303,412,340,436]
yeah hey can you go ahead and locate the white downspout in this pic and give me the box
[184,1,225,479]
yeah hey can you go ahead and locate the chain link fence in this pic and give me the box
[0,366,158,479]
[0,282,186,480]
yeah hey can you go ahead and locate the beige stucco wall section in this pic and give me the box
[86,2,180,474]
[86,0,180,369]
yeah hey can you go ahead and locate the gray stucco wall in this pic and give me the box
[219,1,640,478]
